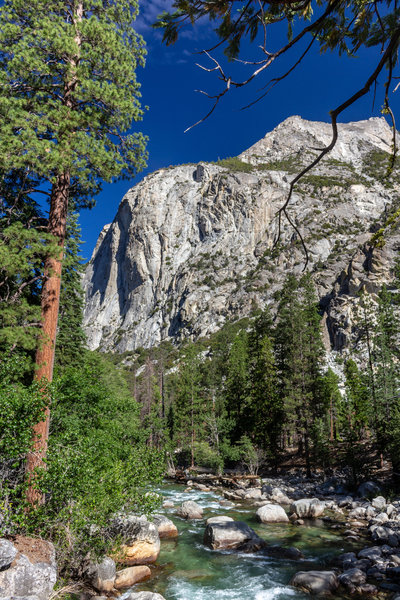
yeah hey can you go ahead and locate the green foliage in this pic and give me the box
[173,344,204,467]
[0,199,58,352]
[55,212,86,368]
[302,174,349,188]
[0,353,47,461]
[214,156,254,173]
[275,274,327,474]
[0,0,147,207]
[237,435,264,475]
[224,329,249,442]
[193,441,224,473]
[246,309,282,455]
[0,350,163,574]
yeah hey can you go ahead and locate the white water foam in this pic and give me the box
[168,578,299,600]
[255,587,297,599]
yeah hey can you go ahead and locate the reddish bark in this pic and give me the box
[25,1,83,508]
[25,172,70,507]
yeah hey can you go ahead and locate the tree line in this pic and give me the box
[132,271,400,482]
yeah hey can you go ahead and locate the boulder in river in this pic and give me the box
[256,503,289,523]
[338,567,366,592]
[369,523,399,546]
[86,556,116,592]
[203,521,266,552]
[152,515,178,538]
[114,565,151,589]
[290,570,338,595]
[176,500,203,519]
[358,546,382,561]
[244,488,262,499]
[110,515,160,565]
[372,496,387,510]
[290,498,325,518]
[206,516,234,524]
[270,488,291,505]
[126,593,166,600]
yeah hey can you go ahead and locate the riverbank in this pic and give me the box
[3,472,400,600]
[126,474,400,599]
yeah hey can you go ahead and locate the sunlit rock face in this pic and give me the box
[83,116,400,353]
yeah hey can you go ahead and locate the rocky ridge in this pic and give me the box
[83,115,400,354]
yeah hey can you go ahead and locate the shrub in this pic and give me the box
[0,351,164,578]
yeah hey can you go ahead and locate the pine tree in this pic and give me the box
[344,358,371,436]
[275,274,326,475]
[321,368,342,442]
[0,176,57,355]
[55,212,86,368]
[246,310,282,456]
[0,0,147,503]
[224,329,249,443]
[174,345,203,468]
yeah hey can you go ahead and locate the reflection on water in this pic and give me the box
[124,483,363,600]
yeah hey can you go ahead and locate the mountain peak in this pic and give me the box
[83,116,400,353]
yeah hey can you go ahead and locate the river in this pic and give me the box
[122,482,365,600]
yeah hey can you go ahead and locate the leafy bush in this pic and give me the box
[0,352,48,533]
[0,351,164,577]
[193,441,223,473]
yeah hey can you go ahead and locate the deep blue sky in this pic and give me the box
[79,0,400,259]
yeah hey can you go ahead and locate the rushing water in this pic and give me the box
[124,483,364,600]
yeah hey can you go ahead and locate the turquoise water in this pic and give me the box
[123,483,364,600]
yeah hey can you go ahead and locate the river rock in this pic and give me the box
[358,584,379,595]
[126,593,166,600]
[0,536,57,600]
[335,552,357,570]
[0,539,17,569]
[339,496,354,508]
[290,570,338,595]
[86,556,116,592]
[162,500,174,508]
[357,546,382,561]
[338,568,366,592]
[114,565,151,589]
[176,500,203,519]
[348,507,367,519]
[262,483,273,493]
[271,488,291,505]
[206,516,234,524]
[371,512,389,524]
[387,504,396,517]
[372,496,387,510]
[369,523,399,546]
[111,515,160,565]
[152,515,178,538]
[203,521,266,552]
[244,488,262,499]
[358,481,381,498]
[290,498,325,518]
[256,504,289,523]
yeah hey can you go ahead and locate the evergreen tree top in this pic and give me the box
[0,0,147,208]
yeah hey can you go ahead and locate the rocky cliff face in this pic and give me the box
[83,115,400,353]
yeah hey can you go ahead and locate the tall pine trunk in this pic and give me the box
[25,172,70,506]
[25,1,82,506]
